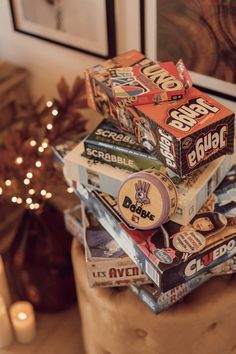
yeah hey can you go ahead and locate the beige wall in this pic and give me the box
[0,0,103,99]
[0,0,141,100]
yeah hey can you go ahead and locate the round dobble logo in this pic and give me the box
[118,170,177,230]
[172,230,205,254]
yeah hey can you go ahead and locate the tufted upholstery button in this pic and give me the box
[136,329,148,338]
[231,344,236,352]
[207,322,217,331]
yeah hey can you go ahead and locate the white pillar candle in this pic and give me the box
[0,295,13,348]
[0,256,11,307]
[10,301,36,344]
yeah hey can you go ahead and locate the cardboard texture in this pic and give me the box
[70,165,236,292]
[85,50,235,177]
[82,203,150,288]
[64,139,235,226]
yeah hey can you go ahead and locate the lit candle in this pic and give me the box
[0,256,11,307]
[0,296,13,348]
[10,301,36,344]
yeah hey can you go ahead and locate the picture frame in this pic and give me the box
[9,0,116,59]
[140,0,236,111]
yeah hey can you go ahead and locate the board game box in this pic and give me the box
[129,271,212,314]
[70,165,236,292]
[109,59,192,106]
[64,205,84,245]
[83,119,164,172]
[130,253,236,314]
[86,50,235,177]
[64,139,235,226]
[82,202,150,288]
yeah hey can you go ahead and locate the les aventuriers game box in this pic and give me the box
[85,50,235,177]
[81,202,150,288]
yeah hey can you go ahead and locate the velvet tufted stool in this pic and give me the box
[71,239,236,354]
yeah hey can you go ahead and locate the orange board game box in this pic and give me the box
[85,50,235,177]
[109,60,192,107]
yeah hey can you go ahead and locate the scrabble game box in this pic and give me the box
[83,119,164,172]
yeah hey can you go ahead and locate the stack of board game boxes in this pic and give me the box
[60,50,236,314]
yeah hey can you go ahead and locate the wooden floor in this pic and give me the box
[1,306,85,354]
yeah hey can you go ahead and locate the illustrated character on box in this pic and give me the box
[85,208,125,258]
[126,106,157,151]
[208,256,236,275]
[86,168,100,189]
[91,83,112,117]
[117,108,134,133]
[144,225,182,266]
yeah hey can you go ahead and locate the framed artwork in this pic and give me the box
[9,0,116,59]
[140,0,236,107]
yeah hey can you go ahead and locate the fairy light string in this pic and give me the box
[0,76,88,210]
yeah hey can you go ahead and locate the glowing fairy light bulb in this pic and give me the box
[5,179,12,186]
[17,198,22,204]
[35,161,42,168]
[52,109,58,117]
[28,189,35,195]
[34,203,40,209]
[11,196,17,203]
[0,187,3,195]
[29,204,35,210]
[24,178,30,185]
[26,198,32,204]
[30,140,37,147]
[40,189,47,196]
[42,142,48,149]
[46,100,53,108]
[67,187,73,193]
[15,156,23,164]
[46,123,53,130]
[26,172,33,179]
[45,192,52,199]
[38,146,44,153]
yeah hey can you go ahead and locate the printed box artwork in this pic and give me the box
[85,50,235,177]
[64,138,235,226]
[72,165,236,292]
[109,59,192,106]
[82,203,150,288]
[130,271,212,314]
[64,205,84,245]
[83,119,164,172]
[130,254,236,314]
[52,135,86,165]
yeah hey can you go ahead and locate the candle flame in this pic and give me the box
[18,312,28,320]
